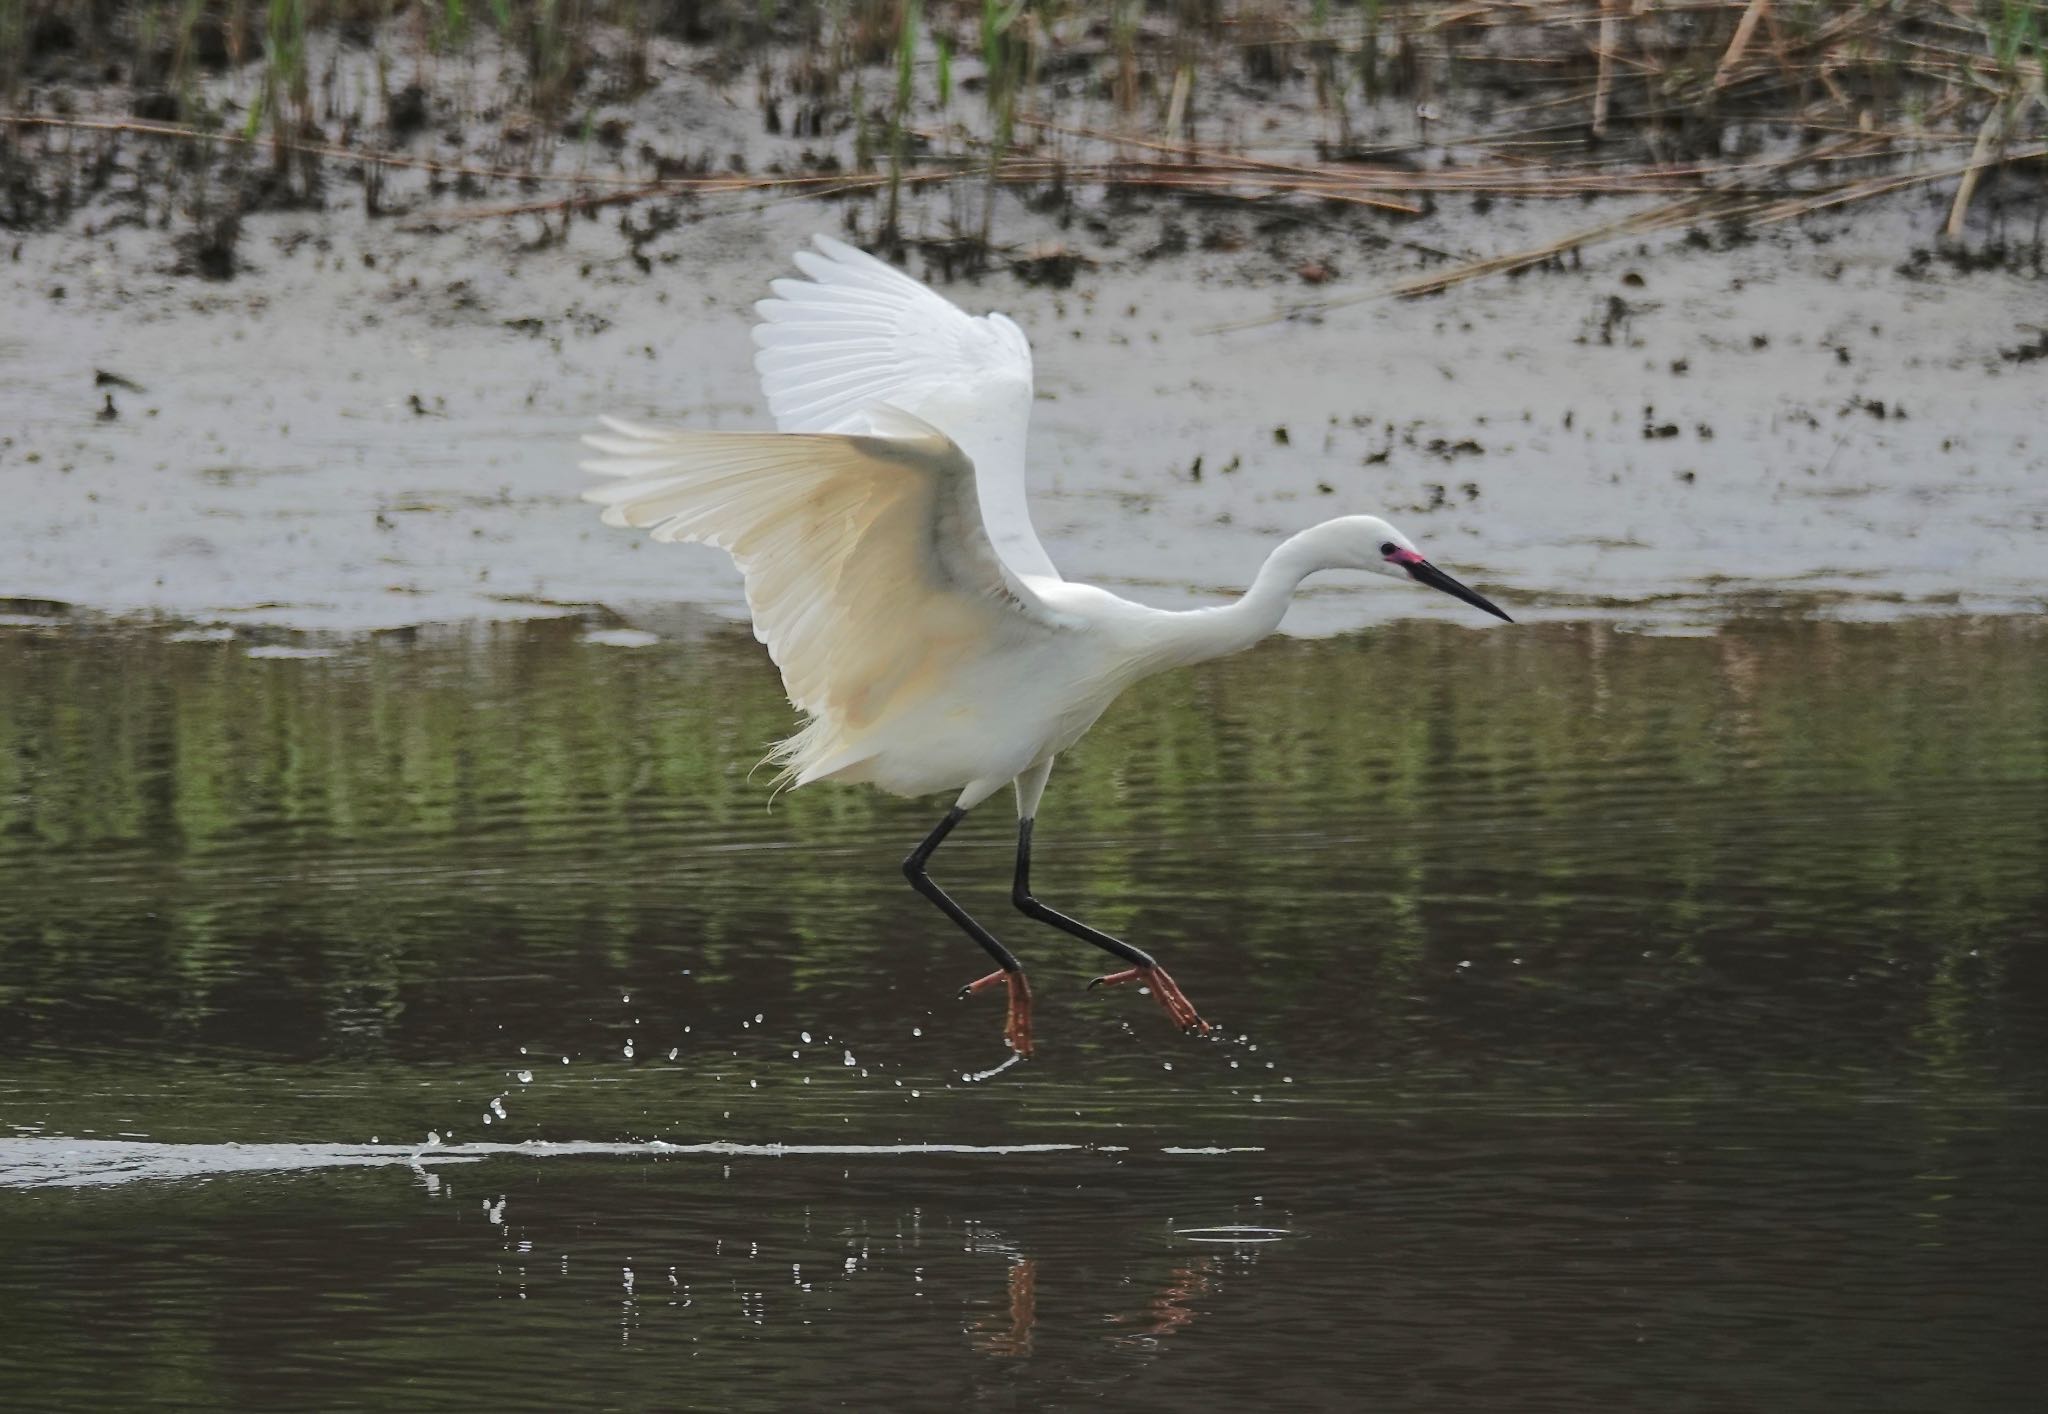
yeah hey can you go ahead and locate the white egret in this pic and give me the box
[582,235,1511,1058]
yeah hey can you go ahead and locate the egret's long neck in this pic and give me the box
[1161,526,1333,667]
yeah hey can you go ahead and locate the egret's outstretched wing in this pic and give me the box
[752,234,1061,582]
[581,410,1063,784]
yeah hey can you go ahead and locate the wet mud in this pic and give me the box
[3,18,2043,636]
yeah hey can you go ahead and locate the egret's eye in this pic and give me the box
[1379,541,1398,557]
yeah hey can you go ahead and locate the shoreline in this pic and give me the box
[4,7,2043,636]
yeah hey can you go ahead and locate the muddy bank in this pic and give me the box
[5,186,2044,636]
[1,13,2043,637]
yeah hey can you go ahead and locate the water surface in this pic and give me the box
[1,615,2043,1409]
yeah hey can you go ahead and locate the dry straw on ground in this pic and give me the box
[3,2,2043,293]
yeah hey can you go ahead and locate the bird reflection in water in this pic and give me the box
[970,1256,1038,1358]
[966,1237,1230,1356]
[1108,1261,1220,1347]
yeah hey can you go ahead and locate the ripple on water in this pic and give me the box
[0,616,2043,1408]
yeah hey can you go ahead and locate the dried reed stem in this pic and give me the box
[1713,0,1770,89]
[1592,0,1620,137]
[1944,102,2007,241]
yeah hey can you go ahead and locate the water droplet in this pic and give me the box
[801,1031,812,1044]
[516,1070,533,1084]
[667,1048,678,1061]
[623,1042,635,1059]
[842,1050,856,1067]
[911,1027,922,1037]
[622,994,631,1004]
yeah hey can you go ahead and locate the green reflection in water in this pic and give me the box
[0,615,2042,1121]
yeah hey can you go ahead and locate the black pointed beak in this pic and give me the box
[1406,559,1513,623]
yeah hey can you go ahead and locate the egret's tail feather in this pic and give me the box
[760,718,824,795]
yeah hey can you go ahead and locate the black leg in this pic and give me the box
[903,807,1022,978]
[1009,818,1154,969]
[905,807,1035,1056]
[1011,817,1208,1034]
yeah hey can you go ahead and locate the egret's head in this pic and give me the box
[1338,515,1513,622]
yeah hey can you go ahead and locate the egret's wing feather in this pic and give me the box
[752,234,1061,582]
[581,413,1061,783]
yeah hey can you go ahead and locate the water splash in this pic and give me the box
[962,1052,1024,1084]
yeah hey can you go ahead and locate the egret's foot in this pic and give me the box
[1088,965,1209,1035]
[961,968,1035,1058]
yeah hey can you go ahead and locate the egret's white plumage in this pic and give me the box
[580,235,1511,1053]
[583,404,1065,794]
[753,236,1058,581]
